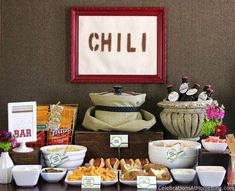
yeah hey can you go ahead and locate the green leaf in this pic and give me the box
[200,120,220,136]
[0,142,11,152]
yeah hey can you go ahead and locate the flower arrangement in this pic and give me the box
[0,130,17,152]
[200,100,228,138]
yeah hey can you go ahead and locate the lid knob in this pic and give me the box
[113,85,123,95]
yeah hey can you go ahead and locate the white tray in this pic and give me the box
[119,171,173,186]
[65,170,118,186]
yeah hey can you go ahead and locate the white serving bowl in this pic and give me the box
[41,168,67,182]
[148,140,201,169]
[170,169,196,183]
[196,166,226,187]
[201,139,227,152]
[40,145,87,170]
[12,165,42,186]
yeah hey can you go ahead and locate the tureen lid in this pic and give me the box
[89,85,146,107]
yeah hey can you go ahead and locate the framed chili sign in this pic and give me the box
[70,7,166,83]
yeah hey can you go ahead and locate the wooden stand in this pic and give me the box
[198,149,230,170]
[74,129,163,162]
[8,148,40,165]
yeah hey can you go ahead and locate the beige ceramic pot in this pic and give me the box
[82,86,156,132]
[157,101,211,141]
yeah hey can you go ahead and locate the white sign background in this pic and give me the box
[8,102,37,143]
[78,16,157,75]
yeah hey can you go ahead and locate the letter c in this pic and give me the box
[89,33,99,51]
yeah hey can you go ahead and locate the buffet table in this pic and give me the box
[4,131,232,191]
[0,178,234,191]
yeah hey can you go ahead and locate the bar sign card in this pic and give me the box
[8,101,37,153]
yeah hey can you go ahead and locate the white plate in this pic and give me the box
[64,171,118,186]
[119,172,173,186]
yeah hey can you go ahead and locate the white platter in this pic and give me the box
[64,171,118,186]
[119,172,173,186]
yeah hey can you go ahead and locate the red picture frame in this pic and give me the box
[70,7,166,83]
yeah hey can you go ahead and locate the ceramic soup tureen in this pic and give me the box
[82,86,156,132]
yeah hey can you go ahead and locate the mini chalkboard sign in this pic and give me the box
[8,101,37,153]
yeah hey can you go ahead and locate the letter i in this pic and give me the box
[117,33,121,52]
[142,33,146,52]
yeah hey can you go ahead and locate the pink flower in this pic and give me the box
[206,105,217,120]
[201,101,228,137]
[11,139,17,148]
[206,104,225,120]
[217,108,225,119]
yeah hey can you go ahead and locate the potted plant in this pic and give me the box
[200,101,228,152]
[200,100,227,138]
[0,130,17,184]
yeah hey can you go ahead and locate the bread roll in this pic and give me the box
[122,169,147,181]
[105,158,120,170]
[143,163,167,173]
[89,158,105,168]
[139,158,150,166]
[120,159,135,173]
[148,168,171,180]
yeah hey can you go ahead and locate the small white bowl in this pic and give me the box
[12,165,42,186]
[201,139,227,152]
[41,168,67,182]
[170,169,196,183]
[196,166,226,187]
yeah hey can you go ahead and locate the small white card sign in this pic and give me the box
[166,143,185,162]
[47,152,69,167]
[110,135,128,148]
[8,101,37,153]
[82,176,101,189]
[137,176,156,189]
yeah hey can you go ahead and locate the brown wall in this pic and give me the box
[1,0,235,137]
